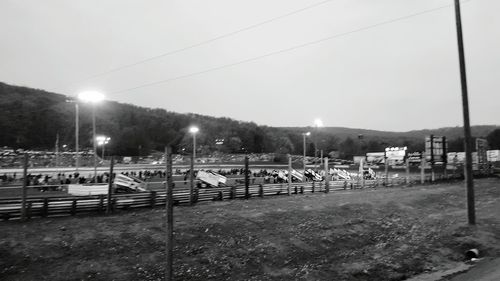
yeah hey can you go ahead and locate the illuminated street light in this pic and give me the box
[96,135,111,162]
[78,91,105,103]
[78,90,105,182]
[314,118,323,128]
[313,118,323,170]
[189,126,199,205]
[302,132,311,182]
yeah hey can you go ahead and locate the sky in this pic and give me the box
[0,0,498,131]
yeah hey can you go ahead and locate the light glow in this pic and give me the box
[78,91,105,103]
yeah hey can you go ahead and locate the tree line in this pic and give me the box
[1,82,498,158]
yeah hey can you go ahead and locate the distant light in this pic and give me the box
[314,118,323,128]
[189,126,199,134]
[78,91,105,103]
[303,132,311,136]
[96,135,110,146]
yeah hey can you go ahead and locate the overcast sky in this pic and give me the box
[1,0,498,131]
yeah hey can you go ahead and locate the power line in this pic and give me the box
[110,2,467,96]
[78,0,337,83]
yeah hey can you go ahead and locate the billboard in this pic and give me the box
[425,135,447,164]
[385,147,407,166]
[487,150,500,162]
[407,152,422,164]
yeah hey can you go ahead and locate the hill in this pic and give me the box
[0,81,498,157]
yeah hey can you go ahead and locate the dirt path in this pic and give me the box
[1,178,499,280]
[449,257,500,281]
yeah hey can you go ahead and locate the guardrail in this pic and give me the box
[0,175,467,221]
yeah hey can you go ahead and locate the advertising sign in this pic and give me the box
[476,138,488,172]
[487,150,500,162]
[406,152,422,164]
[425,135,447,164]
[385,147,407,166]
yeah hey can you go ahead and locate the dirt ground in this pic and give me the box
[1,178,499,281]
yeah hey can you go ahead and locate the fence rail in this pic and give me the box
[0,175,465,221]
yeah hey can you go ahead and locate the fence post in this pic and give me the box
[27,202,32,220]
[245,155,250,199]
[42,198,49,217]
[287,155,292,196]
[421,155,425,184]
[230,186,236,199]
[259,184,264,198]
[21,154,28,221]
[150,191,157,208]
[384,155,389,186]
[324,157,330,193]
[360,158,365,188]
[71,199,77,216]
[99,195,104,213]
[194,188,199,202]
[406,158,410,186]
[106,156,114,214]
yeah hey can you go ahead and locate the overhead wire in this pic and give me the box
[77,0,337,83]
[109,1,469,96]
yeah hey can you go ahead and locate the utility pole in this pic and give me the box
[454,0,475,225]
[21,154,28,221]
[165,146,174,281]
[75,103,79,172]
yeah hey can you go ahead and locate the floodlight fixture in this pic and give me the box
[78,91,105,103]
[314,118,323,128]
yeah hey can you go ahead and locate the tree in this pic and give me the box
[487,129,500,150]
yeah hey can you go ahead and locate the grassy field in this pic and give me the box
[1,178,499,280]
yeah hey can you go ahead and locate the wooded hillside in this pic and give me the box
[1,82,498,157]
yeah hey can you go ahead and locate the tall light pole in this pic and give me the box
[96,135,111,162]
[189,126,199,205]
[75,102,79,172]
[302,132,310,182]
[314,118,323,170]
[66,100,80,172]
[454,0,475,225]
[78,91,104,183]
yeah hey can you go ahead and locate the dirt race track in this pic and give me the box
[1,178,499,281]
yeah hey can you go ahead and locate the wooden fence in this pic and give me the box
[0,175,462,221]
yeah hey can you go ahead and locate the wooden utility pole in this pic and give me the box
[324,157,330,193]
[430,135,435,182]
[384,154,389,185]
[421,154,425,184]
[405,158,410,185]
[75,103,79,172]
[454,0,475,225]
[21,154,28,221]
[106,156,114,214]
[287,155,292,196]
[189,152,194,205]
[244,155,250,199]
[165,147,174,281]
